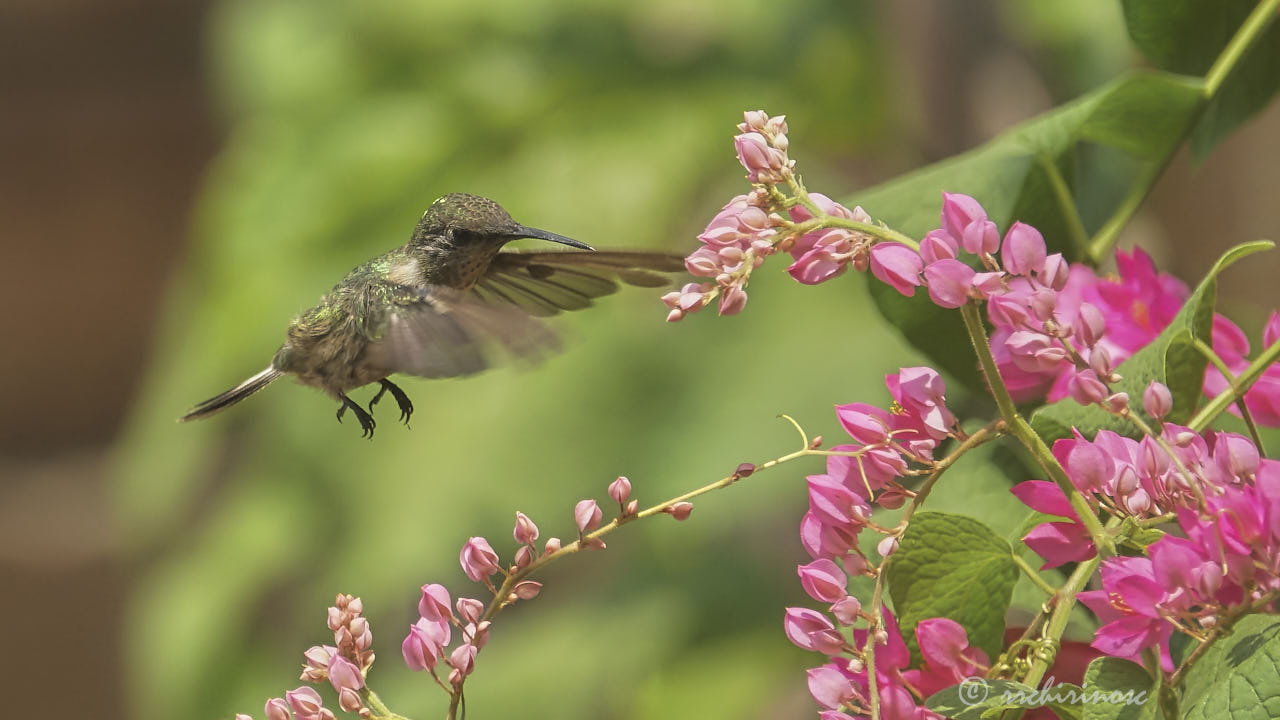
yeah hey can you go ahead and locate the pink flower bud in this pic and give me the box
[608,476,632,505]
[962,219,1000,255]
[869,242,924,297]
[347,617,371,649]
[574,499,603,534]
[1001,221,1047,275]
[456,597,485,625]
[734,462,756,478]
[544,537,562,555]
[970,271,1005,299]
[740,110,768,132]
[286,687,324,718]
[666,501,693,521]
[1106,392,1130,412]
[402,623,440,672]
[513,581,542,600]
[877,535,898,558]
[718,284,748,315]
[265,698,291,720]
[513,544,533,568]
[797,559,848,603]
[327,656,363,694]
[327,606,343,632]
[1077,302,1106,347]
[1088,344,1113,377]
[783,607,845,655]
[835,403,890,445]
[807,665,858,710]
[830,596,862,626]
[1143,381,1173,419]
[512,511,539,545]
[919,229,958,264]
[940,192,988,245]
[459,537,501,582]
[625,499,639,516]
[338,688,362,714]
[465,620,491,649]
[922,259,975,308]
[1038,253,1069,290]
[447,643,478,676]
[988,293,1029,328]
[238,714,255,720]
[303,645,335,670]
[1067,370,1109,406]
[418,583,452,622]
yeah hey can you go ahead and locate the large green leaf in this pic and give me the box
[1030,241,1272,444]
[851,72,1203,390]
[1180,615,1280,720]
[1121,0,1280,160]
[1081,657,1159,720]
[886,511,1018,665]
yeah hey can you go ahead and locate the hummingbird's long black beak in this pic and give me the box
[513,225,595,251]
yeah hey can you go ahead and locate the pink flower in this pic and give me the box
[265,698,291,720]
[919,229,959,264]
[923,259,975,308]
[807,663,860,710]
[418,583,452,622]
[512,512,539,545]
[1000,221,1046,276]
[869,243,924,296]
[889,367,956,440]
[734,132,787,181]
[447,642,478,677]
[574,499,603,533]
[902,618,989,698]
[940,192,988,245]
[797,559,849,603]
[1078,556,1177,671]
[784,607,846,655]
[327,656,363,694]
[285,687,325,720]
[456,597,485,624]
[608,476,631,505]
[459,537,501,582]
[402,619,445,672]
[1143,381,1173,419]
[1010,481,1096,569]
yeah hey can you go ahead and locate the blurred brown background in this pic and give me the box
[2,1,1276,719]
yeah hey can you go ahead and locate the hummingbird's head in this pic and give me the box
[414,193,593,250]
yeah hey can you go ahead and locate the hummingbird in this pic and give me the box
[180,193,684,437]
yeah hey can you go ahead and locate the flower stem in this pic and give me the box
[960,304,1114,557]
[1011,553,1058,597]
[1020,554,1100,688]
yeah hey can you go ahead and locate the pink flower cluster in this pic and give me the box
[789,367,973,717]
[258,594,373,720]
[1080,453,1280,670]
[802,367,956,566]
[800,609,988,720]
[1010,413,1280,670]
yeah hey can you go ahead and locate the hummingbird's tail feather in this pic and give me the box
[179,366,283,422]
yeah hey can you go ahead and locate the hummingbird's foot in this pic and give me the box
[369,379,414,426]
[336,393,376,439]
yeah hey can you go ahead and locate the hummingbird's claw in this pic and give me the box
[337,393,377,439]
[369,379,414,427]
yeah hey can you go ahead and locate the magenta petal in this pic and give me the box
[1023,521,1095,569]
[869,242,924,296]
[1009,480,1077,518]
[923,259,976,308]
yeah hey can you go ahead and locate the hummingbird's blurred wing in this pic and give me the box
[471,250,685,317]
[364,283,560,379]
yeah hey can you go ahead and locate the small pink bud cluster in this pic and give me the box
[735,109,793,184]
[796,607,987,718]
[663,190,780,319]
[262,687,335,720]
[802,367,956,565]
[401,582,491,689]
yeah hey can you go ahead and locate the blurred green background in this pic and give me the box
[3,1,1278,719]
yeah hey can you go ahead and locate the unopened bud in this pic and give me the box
[513,581,542,600]
[665,502,694,521]
[339,688,363,713]
[513,544,533,568]
[456,597,484,625]
[608,476,632,505]
[624,499,639,516]
[544,537,562,555]
[734,462,756,478]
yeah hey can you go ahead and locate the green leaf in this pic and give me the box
[886,511,1018,664]
[1081,657,1159,720]
[1030,241,1272,445]
[926,679,1085,720]
[1121,0,1280,160]
[851,72,1203,390]
[1180,614,1280,720]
